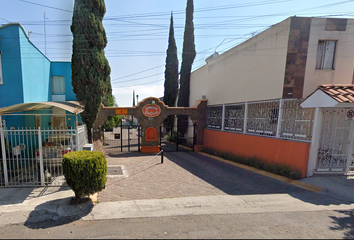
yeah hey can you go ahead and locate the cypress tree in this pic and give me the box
[71,0,111,143]
[177,0,196,136]
[163,12,179,131]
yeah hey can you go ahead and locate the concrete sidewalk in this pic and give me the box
[1,152,354,226]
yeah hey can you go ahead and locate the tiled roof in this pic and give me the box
[318,84,354,103]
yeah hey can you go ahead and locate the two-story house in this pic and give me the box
[0,23,82,130]
[189,17,354,177]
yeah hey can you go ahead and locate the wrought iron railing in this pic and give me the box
[207,98,314,143]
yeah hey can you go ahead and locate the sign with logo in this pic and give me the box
[346,110,354,120]
[142,104,161,117]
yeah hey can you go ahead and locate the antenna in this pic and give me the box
[44,12,48,55]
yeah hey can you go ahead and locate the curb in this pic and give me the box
[198,152,324,193]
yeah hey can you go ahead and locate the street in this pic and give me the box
[1,210,353,239]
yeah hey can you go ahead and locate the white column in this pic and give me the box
[221,104,225,131]
[243,102,248,134]
[75,115,79,151]
[276,99,284,138]
[0,115,8,187]
[307,107,323,177]
[345,119,354,173]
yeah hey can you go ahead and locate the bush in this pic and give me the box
[201,147,302,180]
[63,151,107,202]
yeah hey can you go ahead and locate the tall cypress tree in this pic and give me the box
[163,12,179,130]
[71,0,111,143]
[177,0,196,136]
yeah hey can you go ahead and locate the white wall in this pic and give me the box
[303,18,354,98]
[190,18,291,106]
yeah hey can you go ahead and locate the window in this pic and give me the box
[52,76,65,94]
[51,116,66,129]
[0,51,3,85]
[316,40,336,70]
[35,115,41,129]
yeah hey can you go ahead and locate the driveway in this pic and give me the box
[98,151,324,203]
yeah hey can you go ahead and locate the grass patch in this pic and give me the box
[201,146,301,180]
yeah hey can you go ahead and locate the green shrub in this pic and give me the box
[201,146,302,180]
[63,151,107,201]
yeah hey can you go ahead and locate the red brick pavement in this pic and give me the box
[98,152,226,202]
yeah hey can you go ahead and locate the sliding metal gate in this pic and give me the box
[103,124,141,155]
[160,121,195,152]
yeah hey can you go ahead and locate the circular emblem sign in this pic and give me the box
[347,110,354,119]
[142,104,161,117]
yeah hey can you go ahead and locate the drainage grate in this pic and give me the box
[107,166,123,176]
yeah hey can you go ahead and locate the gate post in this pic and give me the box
[307,107,323,177]
[38,127,44,186]
[176,116,179,152]
[346,120,354,173]
[0,115,8,187]
[138,126,141,152]
[120,120,123,152]
[193,124,196,152]
[159,126,162,151]
[128,125,130,152]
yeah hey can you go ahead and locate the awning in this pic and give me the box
[301,84,354,108]
[0,101,84,115]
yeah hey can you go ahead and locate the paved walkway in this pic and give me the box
[99,151,315,202]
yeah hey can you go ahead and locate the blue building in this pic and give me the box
[0,23,82,130]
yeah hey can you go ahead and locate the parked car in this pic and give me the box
[36,135,75,168]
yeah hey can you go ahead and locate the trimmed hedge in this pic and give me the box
[63,151,107,200]
[202,147,301,180]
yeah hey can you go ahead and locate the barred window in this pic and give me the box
[207,106,222,129]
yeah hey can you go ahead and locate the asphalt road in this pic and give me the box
[1,210,353,239]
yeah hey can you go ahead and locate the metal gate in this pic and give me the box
[103,124,141,155]
[160,118,195,152]
[316,109,354,174]
[0,126,87,187]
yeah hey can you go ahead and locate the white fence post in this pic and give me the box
[38,127,44,186]
[75,115,79,151]
[276,99,284,139]
[243,102,248,134]
[346,120,354,173]
[0,115,8,187]
[221,104,225,131]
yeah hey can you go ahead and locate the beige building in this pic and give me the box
[190,17,354,105]
[189,16,354,178]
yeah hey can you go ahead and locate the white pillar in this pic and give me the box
[0,115,8,187]
[221,104,225,131]
[276,99,284,138]
[345,119,354,173]
[307,107,323,177]
[75,115,79,151]
[243,102,248,134]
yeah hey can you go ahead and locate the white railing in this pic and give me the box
[0,126,88,187]
[207,98,314,143]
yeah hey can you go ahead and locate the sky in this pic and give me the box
[1,0,354,107]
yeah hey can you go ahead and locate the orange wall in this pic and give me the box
[204,129,310,178]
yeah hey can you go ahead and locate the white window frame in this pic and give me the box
[0,51,3,85]
[52,76,65,94]
[316,40,337,70]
